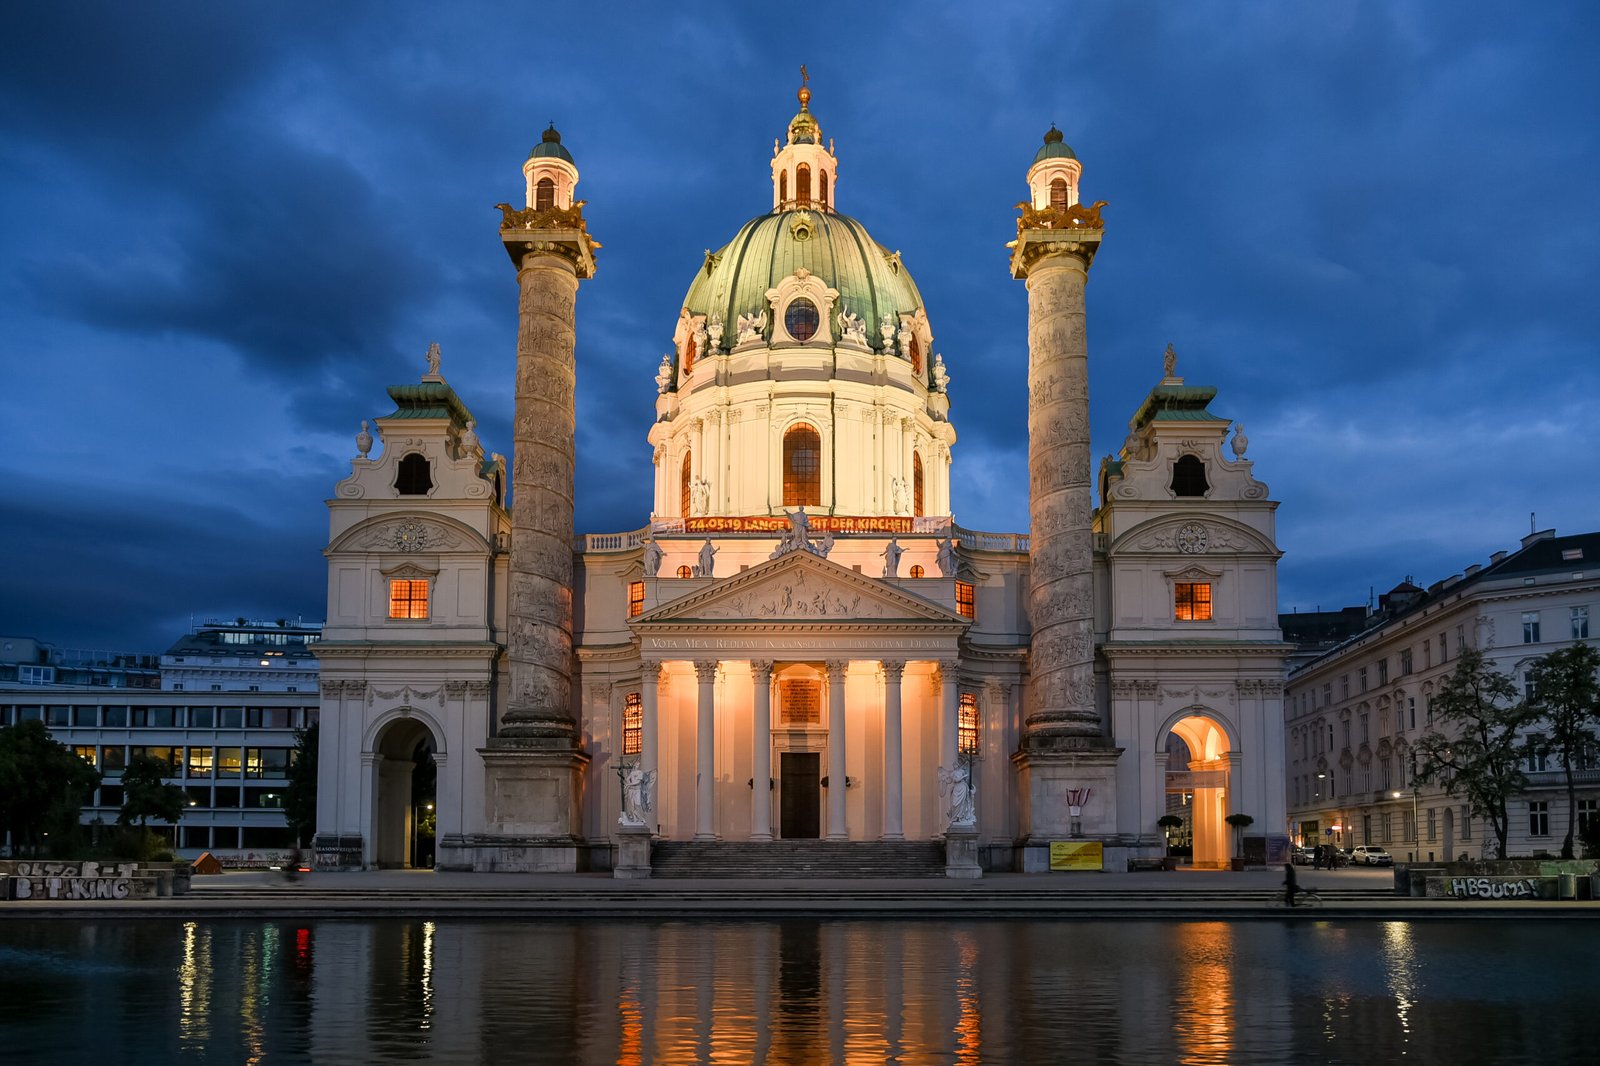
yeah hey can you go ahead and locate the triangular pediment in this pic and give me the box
[633,550,969,626]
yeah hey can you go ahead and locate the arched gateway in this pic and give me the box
[372,716,440,869]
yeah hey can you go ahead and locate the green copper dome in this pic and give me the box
[1033,125,1077,164]
[528,124,574,164]
[682,210,925,349]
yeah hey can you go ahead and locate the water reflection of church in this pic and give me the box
[311,79,1289,874]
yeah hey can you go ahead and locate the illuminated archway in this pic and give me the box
[1163,712,1233,870]
[372,716,438,869]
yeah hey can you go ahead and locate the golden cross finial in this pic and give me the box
[800,64,808,88]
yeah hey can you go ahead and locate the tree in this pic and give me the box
[0,720,100,856]
[1412,648,1535,859]
[1528,642,1600,859]
[119,754,186,829]
[284,722,319,848]
[1225,813,1254,861]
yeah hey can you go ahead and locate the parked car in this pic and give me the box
[1291,847,1315,866]
[1350,846,1394,867]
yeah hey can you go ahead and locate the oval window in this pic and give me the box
[785,298,820,342]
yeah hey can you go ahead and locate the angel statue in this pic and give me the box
[939,762,977,829]
[736,308,768,344]
[838,307,867,344]
[425,341,442,377]
[642,537,664,577]
[936,535,958,578]
[617,763,657,828]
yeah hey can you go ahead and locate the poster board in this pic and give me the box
[1049,841,1103,871]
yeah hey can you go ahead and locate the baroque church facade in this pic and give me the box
[312,82,1290,875]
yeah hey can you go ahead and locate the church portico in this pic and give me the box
[625,652,962,844]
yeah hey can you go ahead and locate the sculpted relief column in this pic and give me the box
[1007,132,1122,862]
[473,127,599,873]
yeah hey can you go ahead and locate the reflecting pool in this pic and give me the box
[0,919,1594,1064]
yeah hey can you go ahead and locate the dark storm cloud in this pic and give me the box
[1,1,1596,650]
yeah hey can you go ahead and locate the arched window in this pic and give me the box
[779,170,787,205]
[1050,178,1068,210]
[958,693,980,755]
[796,163,811,207]
[676,564,693,579]
[535,177,555,211]
[819,171,829,209]
[907,334,923,373]
[682,334,696,377]
[782,422,821,506]
[395,453,433,496]
[909,564,925,578]
[680,452,693,515]
[1171,454,1209,497]
[912,453,924,515]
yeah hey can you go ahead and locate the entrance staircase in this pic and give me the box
[651,840,946,879]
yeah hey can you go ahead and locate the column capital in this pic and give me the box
[880,660,906,683]
[825,659,849,680]
[694,660,720,684]
[640,657,662,675]
[751,659,775,683]
[1008,223,1101,280]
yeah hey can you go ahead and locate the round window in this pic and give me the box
[785,298,820,342]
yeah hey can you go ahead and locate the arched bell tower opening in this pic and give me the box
[1164,713,1233,870]
[372,717,439,869]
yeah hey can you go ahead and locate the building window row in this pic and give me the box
[4,705,316,730]
[77,744,294,780]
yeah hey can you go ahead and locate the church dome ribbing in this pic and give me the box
[682,210,924,352]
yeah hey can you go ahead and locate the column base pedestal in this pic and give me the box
[613,824,653,879]
[469,745,590,872]
[1012,747,1123,868]
[944,828,983,879]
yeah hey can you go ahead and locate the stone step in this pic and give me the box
[651,841,947,879]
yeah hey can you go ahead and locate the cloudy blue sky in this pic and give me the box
[2,2,1596,653]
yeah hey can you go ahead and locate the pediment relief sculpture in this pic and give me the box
[333,515,486,555]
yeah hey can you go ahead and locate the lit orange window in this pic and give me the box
[1175,583,1212,621]
[796,163,811,206]
[680,452,692,515]
[819,171,829,209]
[782,423,821,506]
[958,693,980,755]
[388,579,429,620]
[779,170,788,204]
[627,581,645,618]
[535,177,555,211]
[677,565,693,579]
[912,453,924,515]
[909,564,925,578]
[1050,177,1068,210]
[955,581,975,620]
[623,692,642,755]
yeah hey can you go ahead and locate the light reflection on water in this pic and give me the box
[0,918,1595,1064]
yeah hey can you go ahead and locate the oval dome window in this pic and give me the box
[785,298,820,342]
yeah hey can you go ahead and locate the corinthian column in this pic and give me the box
[1011,213,1103,750]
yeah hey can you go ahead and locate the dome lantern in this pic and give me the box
[523,123,580,212]
[1025,125,1083,212]
[771,66,838,212]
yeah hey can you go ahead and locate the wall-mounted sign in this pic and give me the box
[1049,840,1103,871]
[680,516,915,535]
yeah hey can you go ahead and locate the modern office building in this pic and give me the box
[0,620,320,858]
